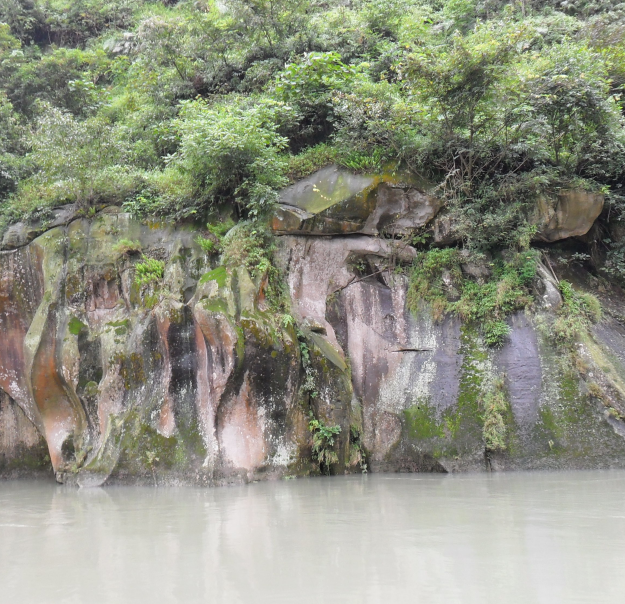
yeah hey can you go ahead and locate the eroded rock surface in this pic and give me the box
[1,180,625,485]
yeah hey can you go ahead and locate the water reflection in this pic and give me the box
[1,471,624,603]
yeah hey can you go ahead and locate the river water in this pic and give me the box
[1,471,624,604]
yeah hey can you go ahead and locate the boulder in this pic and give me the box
[459,249,492,282]
[1,222,30,249]
[272,165,440,236]
[361,183,442,236]
[533,189,604,243]
[430,212,461,245]
[1,204,78,250]
[279,164,376,214]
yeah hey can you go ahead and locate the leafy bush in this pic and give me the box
[274,52,356,100]
[171,97,293,217]
[0,92,25,201]
[27,104,125,206]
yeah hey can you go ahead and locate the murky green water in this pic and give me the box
[1,471,624,603]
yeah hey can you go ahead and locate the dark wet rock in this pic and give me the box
[0,390,52,478]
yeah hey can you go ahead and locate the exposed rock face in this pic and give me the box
[0,211,314,485]
[1,177,623,485]
[533,190,604,242]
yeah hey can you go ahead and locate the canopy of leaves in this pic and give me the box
[1,0,625,248]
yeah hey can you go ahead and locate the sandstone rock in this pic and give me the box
[1,204,78,250]
[3,211,625,483]
[272,165,440,236]
[279,164,375,213]
[535,261,563,310]
[361,183,442,236]
[431,212,460,245]
[1,223,30,249]
[533,189,604,243]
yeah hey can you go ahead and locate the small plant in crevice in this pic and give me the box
[195,218,236,256]
[349,424,368,473]
[134,256,166,309]
[483,320,511,348]
[221,221,291,314]
[281,313,295,329]
[113,239,142,256]
[297,331,317,398]
[145,450,159,487]
[308,415,341,474]
[134,256,165,287]
[195,235,216,254]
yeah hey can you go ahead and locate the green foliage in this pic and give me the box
[172,97,292,217]
[281,313,295,329]
[275,52,356,99]
[552,280,602,346]
[1,0,625,259]
[336,147,386,173]
[483,320,511,348]
[134,256,164,287]
[408,248,537,345]
[26,103,126,206]
[207,218,235,239]
[286,143,337,180]
[0,92,25,201]
[195,236,215,254]
[68,316,87,336]
[222,223,276,278]
[221,222,291,313]
[308,416,341,473]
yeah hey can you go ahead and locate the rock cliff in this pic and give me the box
[2,168,625,485]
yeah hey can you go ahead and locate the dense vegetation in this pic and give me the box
[2,0,625,262]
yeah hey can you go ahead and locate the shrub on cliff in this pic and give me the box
[170,97,294,217]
